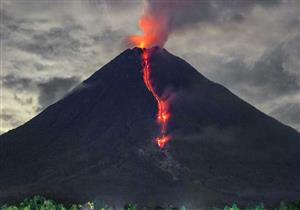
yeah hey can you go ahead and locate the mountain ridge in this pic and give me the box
[0,47,299,208]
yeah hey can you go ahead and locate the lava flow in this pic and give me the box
[141,49,170,148]
[128,1,171,148]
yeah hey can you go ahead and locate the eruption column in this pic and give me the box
[141,49,170,148]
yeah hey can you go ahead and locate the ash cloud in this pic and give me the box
[149,0,281,28]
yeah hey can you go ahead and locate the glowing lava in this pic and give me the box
[141,49,170,148]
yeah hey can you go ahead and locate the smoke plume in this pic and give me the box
[127,0,281,48]
[127,0,214,48]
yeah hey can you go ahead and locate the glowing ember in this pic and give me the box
[141,49,170,148]
[156,135,170,149]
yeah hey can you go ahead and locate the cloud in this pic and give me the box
[0,112,14,122]
[37,76,81,110]
[0,108,24,133]
[1,74,80,133]
[247,36,299,97]
[208,35,300,103]
[2,74,34,91]
[19,26,84,60]
[13,94,33,106]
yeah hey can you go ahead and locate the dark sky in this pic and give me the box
[0,0,299,133]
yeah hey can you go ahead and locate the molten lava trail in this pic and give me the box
[141,49,170,148]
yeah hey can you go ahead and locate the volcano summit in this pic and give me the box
[0,47,300,208]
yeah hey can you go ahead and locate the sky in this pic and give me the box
[0,0,299,134]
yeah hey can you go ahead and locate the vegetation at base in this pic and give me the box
[0,196,300,210]
[0,196,81,210]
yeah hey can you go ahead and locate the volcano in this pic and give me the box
[0,47,300,208]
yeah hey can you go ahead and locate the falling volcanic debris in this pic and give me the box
[128,1,172,148]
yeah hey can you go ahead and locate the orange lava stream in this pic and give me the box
[141,49,170,148]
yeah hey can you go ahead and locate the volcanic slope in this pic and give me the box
[1,47,300,208]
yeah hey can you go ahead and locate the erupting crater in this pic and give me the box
[141,49,170,148]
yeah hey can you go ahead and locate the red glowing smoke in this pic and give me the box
[127,0,219,48]
[128,1,170,48]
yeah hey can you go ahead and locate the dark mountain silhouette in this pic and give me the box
[0,47,299,208]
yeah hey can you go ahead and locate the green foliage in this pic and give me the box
[274,200,300,210]
[1,196,300,210]
[0,196,81,210]
[288,200,300,210]
[123,203,136,210]
[222,203,265,210]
